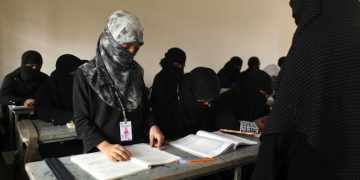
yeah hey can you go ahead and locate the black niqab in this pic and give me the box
[178,67,220,134]
[217,56,242,88]
[50,54,83,110]
[20,50,44,90]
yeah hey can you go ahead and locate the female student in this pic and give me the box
[73,10,164,161]
[150,47,186,131]
[252,0,360,179]
[0,50,48,106]
[155,67,220,139]
[35,54,84,125]
[217,56,242,89]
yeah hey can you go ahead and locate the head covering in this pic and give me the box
[277,56,286,68]
[217,56,242,88]
[159,47,186,69]
[107,10,143,45]
[263,0,360,178]
[178,67,220,134]
[20,50,43,82]
[263,64,280,77]
[50,54,83,110]
[247,56,260,69]
[79,10,144,112]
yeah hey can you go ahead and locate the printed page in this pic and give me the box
[70,152,147,180]
[169,134,233,157]
[212,131,258,146]
[127,143,180,167]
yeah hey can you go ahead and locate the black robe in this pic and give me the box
[35,54,83,125]
[73,69,155,153]
[252,0,360,179]
[213,68,272,130]
[154,67,220,139]
[0,68,48,106]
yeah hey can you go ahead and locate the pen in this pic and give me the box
[180,157,215,164]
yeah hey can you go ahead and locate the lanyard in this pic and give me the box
[110,84,128,123]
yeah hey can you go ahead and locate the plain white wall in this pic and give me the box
[0,0,296,87]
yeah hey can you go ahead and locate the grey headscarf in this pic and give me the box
[79,10,144,112]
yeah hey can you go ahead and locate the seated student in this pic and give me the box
[155,67,220,139]
[0,50,48,107]
[150,47,186,131]
[217,56,242,89]
[35,54,84,125]
[0,50,48,150]
[213,56,272,131]
[73,10,164,161]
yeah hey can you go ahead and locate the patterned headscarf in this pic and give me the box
[79,10,144,112]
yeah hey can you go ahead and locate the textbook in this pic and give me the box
[169,130,258,158]
[70,143,181,180]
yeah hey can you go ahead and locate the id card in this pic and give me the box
[119,121,133,141]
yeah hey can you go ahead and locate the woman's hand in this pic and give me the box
[24,98,35,106]
[255,116,267,130]
[96,141,131,161]
[149,125,164,148]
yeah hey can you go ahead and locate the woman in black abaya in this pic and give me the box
[35,54,84,125]
[252,1,360,180]
[155,67,220,139]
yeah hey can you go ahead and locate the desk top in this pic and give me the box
[17,120,77,145]
[25,136,259,180]
[8,105,34,114]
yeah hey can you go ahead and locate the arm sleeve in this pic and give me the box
[0,75,26,105]
[73,70,105,153]
[251,134,288,180]
[143,85,156,129]
[35,83,72,125]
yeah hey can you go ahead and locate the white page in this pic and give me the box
[169,134,233,157]
[196,130,240,146]
[127,143,180,167]
[71,152,146,180]
[211,131,258,145]
[71,143,180,180]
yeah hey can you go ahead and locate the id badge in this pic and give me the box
[119,121,133,141]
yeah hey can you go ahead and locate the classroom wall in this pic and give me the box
[0,0,296,87]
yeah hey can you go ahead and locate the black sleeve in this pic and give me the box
[73,70,105,153]
[143,85,156,129]
[251,134,288,180]
[252,133,338,180]
[35,82,72,125]
[0,75,26,105]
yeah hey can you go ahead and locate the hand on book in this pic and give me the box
[149,125,164,148]
[96,140,132,161]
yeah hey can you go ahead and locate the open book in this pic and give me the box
[70,143,180,180]
[169,130,258,158]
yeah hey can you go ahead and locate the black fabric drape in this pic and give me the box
[254,0,360,179]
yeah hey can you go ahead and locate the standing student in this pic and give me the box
[150,47,186,136]
[252,0,360,180]
[73,10,164,161]
[217,56,242,89]
[35,54,84,125]
[155,67,220,139]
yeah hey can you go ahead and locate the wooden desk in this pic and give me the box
[16,119,78,163]
[25,140,259,180]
